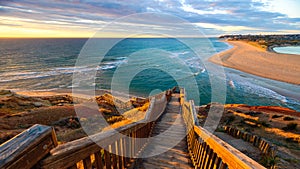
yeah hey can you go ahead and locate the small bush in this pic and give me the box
[272,114,283,119]
[236,110,243,113]
[245,111,262,116]
[245,128,251,132]
[260,154,279,168]
[285,137,299,143]
[283,116,294,121]
[107,116,125,124]
[226,115,235,124]
[283,123,297,131]
[260,121,270,127]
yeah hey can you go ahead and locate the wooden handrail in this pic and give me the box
[0,124,57,169]
[180,88,265,169]
[38,91,169,169]
[0,87,268,169]
[193,126,265,169]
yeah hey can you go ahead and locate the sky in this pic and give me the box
[0,0,299,38]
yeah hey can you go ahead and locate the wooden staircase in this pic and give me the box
[0,88,266,169]
[134,93,193,168]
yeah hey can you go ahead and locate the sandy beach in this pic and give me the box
[209,41,300,85]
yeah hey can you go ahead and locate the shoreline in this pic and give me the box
[14,88,143,101]
[209,40,300,85]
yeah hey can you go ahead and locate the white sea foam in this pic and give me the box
[230,74,288,103]
[0,58,127,82]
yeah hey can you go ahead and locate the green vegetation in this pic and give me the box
[245,111,262,117]
[220,34,300,51]
[260,121,270,127]
[283,123,297,131]
[271,114,283,119]
[226,115,235,125]
[260,153,279,168]
[283,116,294,121]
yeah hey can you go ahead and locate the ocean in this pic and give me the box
[0,38,299,111]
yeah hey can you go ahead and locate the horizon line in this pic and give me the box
[0,36,220,39]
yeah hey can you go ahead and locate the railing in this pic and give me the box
[0,91,169,169]
[1,87,269,169]
[0,124,58,169]
[223,126,277,156]
[180,88,266,169]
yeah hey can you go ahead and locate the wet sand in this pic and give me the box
[209,41,300,85]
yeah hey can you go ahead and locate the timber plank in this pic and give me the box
[0,124,57,169]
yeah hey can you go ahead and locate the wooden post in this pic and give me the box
[94,151,103,169]
[83,156,92,169]
[0,124,58,169]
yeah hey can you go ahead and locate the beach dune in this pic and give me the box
[209,41,300,85]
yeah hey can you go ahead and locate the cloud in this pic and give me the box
[0,0,299,37]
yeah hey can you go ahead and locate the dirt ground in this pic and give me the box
[197,103,300,168]
[0,90,147,144]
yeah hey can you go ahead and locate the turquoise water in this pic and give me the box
[273,46,300,55]
[0,38,299,111]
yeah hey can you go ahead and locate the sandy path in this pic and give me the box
[209,41,300,85]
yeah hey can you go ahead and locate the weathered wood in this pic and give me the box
[208,152,217,169]
[104,147,112,169]
[0,124,57,169]
[213,156,221,169]
[94,151,103,169]
[181,88,265,169]
[204,147,213,169]
[111,142,118,169]
[220,161,228,169]
[193,126,265,169]
[83,156,92,169]
[223,126,276,156]
[117,139,123,169]
[133,93,193,169]
[122,137,128,167]
[2,88,269,169]
[68,164,77,169]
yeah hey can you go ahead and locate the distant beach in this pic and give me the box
[209,41,300,85]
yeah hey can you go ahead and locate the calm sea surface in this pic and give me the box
[0,38,299,111]
[273,46,300,55]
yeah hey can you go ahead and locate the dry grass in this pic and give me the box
[199,103,300,168]
[233,111,259,121]
[102,102,149,131]
[246,41,267,51]
[264,128,300,142]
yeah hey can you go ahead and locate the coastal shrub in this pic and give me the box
[245,111,262,117]
[107,115,125,124]
[283,123,297,131]
[283,116,294,121]
[215,127,225,132]
[236,110,243,113]
[260,121,270,127]
[245,128,251,132]
[226,115,235,124]
[260,154,279,168]
[52,117,81,129]
[272,114,283,119]
[245,118,257,123]
[57,128,87,142]
[285,137,299,143]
